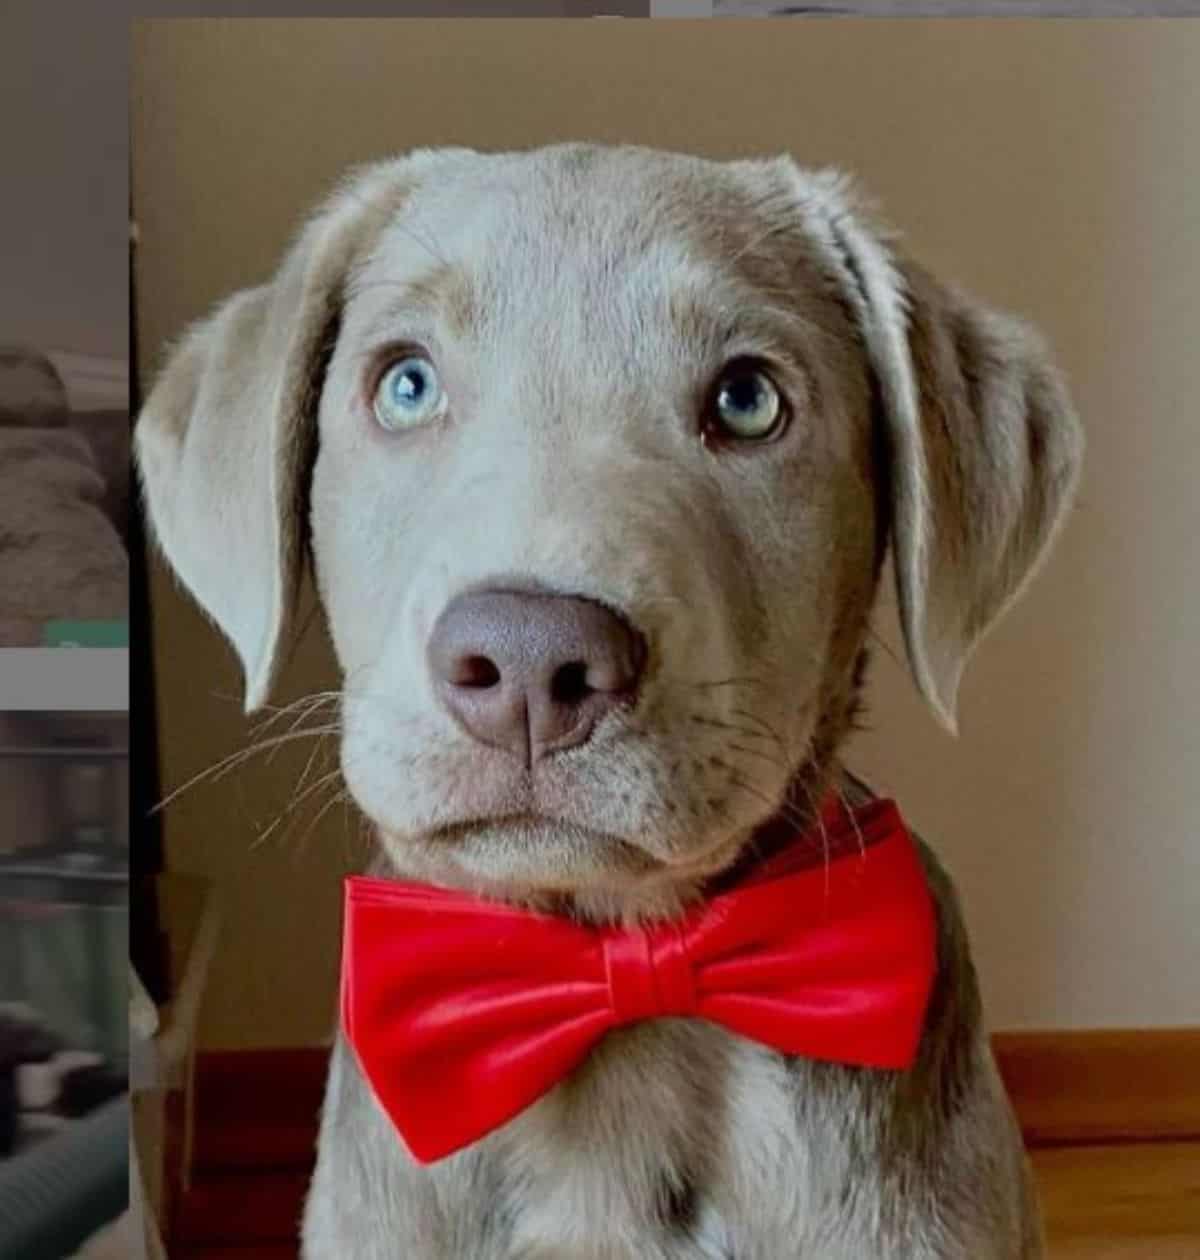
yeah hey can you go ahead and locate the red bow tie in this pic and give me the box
[340,797,936,1164]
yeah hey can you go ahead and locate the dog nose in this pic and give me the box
[428,589,646,766]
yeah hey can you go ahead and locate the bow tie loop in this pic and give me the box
[604,922,696,1023]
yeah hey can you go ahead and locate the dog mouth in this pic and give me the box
[428,811,656,866]
[399,810,665,903]
[430,810,613,845]
[418,769,824,888]
[362,704,827,904]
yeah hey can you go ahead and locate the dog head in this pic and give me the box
[137,145,1082,916]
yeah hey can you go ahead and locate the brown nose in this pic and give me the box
[427,589,646,766]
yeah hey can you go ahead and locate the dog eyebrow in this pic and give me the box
[670,289,812,347]
[666,286,830,390]
[349,262,479,341]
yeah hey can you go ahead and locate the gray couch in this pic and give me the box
[0,346,129,643]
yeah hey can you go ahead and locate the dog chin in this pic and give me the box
[374,811,759,922]
[431,815,657,883]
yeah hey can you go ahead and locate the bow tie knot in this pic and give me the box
[604,922,696,1024]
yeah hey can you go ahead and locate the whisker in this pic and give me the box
[151,724,343,815]
[867,624,905,671]
[689,676,773,693]
[728,707,789,752]
[249,765,345,853]
[712,757,834,900]
[292,716,339,799]
[295,787,356,854]
[715,761,815,838]
[249,691,342,738]
[833,780,867,867]
[689,714,777,744]
[247,733,360,854]
[726,741,790,773]
[795,775,831,899]
[154,678,431,818]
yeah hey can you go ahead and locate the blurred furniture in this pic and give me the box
[0,732,128,1061]
[0,1095,128,1260]
[131,874,221,1252]
[0,346,127,542]
[69,410,129,545]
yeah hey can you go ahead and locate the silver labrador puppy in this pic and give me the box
[136,144,1083,1258]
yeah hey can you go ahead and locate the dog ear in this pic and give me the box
[889,261,1084,730]
[135,152,457,711]
[801,173,1084,731]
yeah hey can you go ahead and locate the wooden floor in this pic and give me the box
[1030,1141,1200,1258]
[171,1140,1200,1257]
[161,1047,1200,1255]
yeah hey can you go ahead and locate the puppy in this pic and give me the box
[137,144,1082,1258]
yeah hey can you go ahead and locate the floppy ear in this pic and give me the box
[889,261,1084,730]
[135,151,458,711]
[799,172,1084,731]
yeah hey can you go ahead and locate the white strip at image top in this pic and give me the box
[0,653,129,712]
[714,1,1200,14]
[651,0,713,14]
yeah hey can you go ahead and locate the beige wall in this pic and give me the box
[133,18,1200,1049]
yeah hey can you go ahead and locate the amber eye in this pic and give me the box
[708,364,787,442]
[373,355,446,431]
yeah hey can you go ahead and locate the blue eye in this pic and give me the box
[711,366,785,441]
[373,356,446,431]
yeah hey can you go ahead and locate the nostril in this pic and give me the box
[429,589,648,761]
[551,660,593,707]
[451,654,502,689]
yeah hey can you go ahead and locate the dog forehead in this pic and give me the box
[383,144,780,247]
[344,146,837,360]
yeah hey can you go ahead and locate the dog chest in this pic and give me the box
[434,1023,831,1258]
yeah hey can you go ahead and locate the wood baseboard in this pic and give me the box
[167,1031,1199,1250]
[991,1028,1200,1146]
[183,1028,1200,1175]
[191,1048,327,1170]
